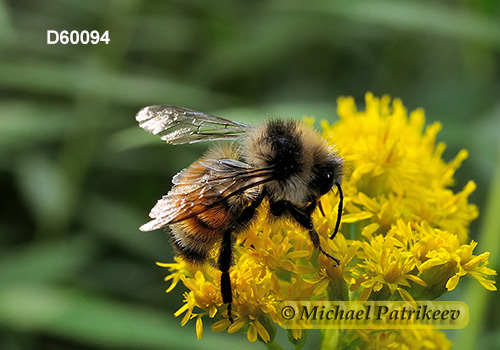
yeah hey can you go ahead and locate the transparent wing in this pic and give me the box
[136,105,251,144]
[139,159,275,231]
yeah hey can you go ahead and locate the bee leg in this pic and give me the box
[219,193,265,323]
[307,227,340,266]
[305,200,318,215]
[219,228,234,323]
[270,200,340,266]
[318,200,326,217]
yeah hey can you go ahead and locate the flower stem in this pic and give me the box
[264,340,284,350]
[455,144,500,349]
[320,329,341,349]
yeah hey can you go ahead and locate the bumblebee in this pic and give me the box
[136,105,344,322]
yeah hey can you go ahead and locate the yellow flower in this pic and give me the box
[352,230,427,304]
[156,93,495,348]
[324,93,478,241]
[353,328,453,350]
[410,221,497,294]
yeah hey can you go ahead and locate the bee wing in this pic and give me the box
[139,159,274,231]
[136,105,251,144]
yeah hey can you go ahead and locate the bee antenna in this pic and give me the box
[329,182,343,240]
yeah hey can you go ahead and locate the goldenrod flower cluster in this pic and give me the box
[158,93,496,347]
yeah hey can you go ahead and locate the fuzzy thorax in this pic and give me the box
[244,119,343,204]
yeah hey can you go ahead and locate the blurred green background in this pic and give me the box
[1,0,499,349]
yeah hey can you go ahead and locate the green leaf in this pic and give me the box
[0,285,254,350]
[0,236,95,285]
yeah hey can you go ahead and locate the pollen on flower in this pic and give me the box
[156,93,495,348]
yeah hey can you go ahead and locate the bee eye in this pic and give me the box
[311,155,343,197]
[317,171,334,195]
[310,163,335,196]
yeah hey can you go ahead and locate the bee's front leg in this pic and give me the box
[269,200,340,266]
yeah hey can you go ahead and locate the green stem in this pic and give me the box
[264,340,284,350]
[320,329,341,350]
[454,143,500,349]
